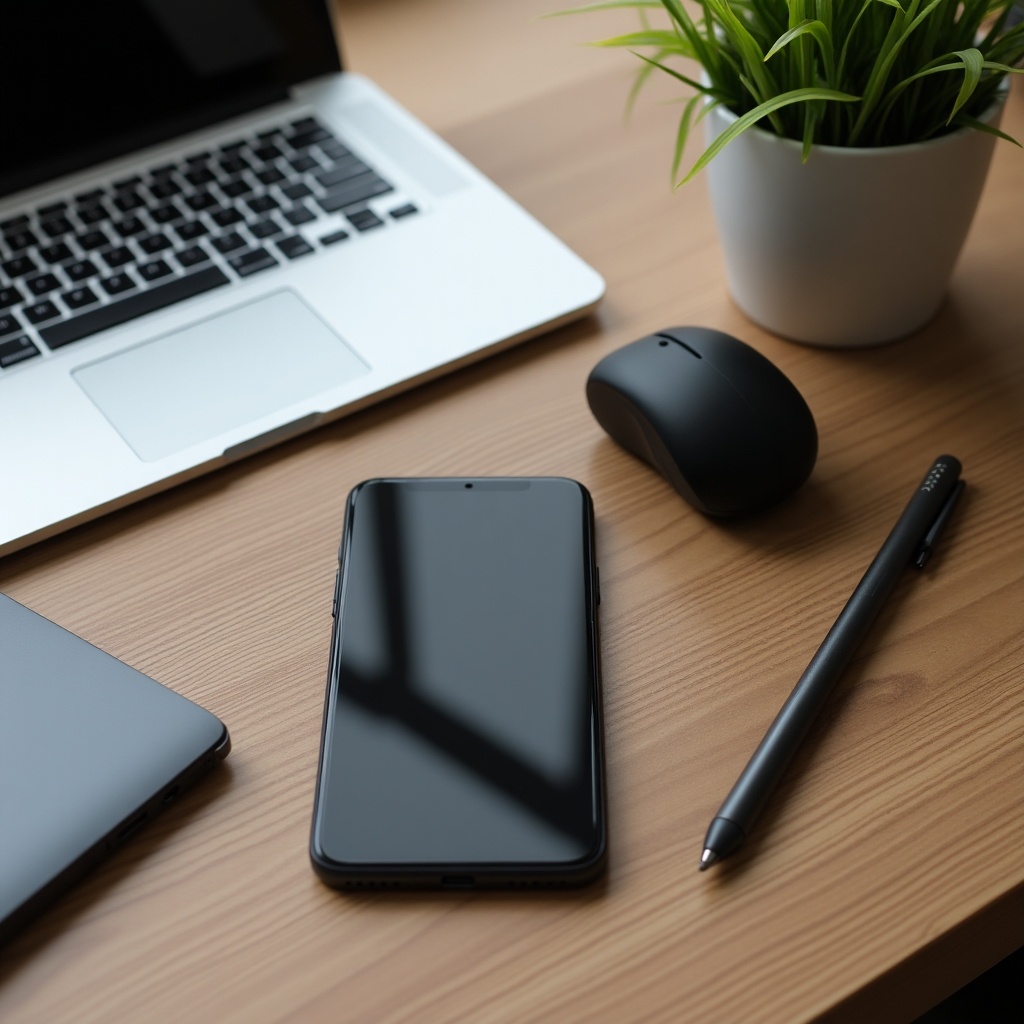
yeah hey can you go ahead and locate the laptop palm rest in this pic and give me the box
[72,290,369,462]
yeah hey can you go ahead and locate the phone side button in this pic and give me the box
[331,569,340,618]
[594,566,601,605]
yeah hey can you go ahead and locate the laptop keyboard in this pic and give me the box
[0,116,420,371]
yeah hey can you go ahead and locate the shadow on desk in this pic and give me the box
[913,945,1023,1023]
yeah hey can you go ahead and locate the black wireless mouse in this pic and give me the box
[586,327,818,516]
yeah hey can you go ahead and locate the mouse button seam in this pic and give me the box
[655,331,702,359]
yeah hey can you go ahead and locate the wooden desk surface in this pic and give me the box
[2,3,1022,1021]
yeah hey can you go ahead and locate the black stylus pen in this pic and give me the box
[699,455,965,871]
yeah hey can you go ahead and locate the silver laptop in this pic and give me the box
[0,1,604,556]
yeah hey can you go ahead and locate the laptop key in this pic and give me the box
[113,191,145,212]
[280,183,312,203]
[0,312,24,337]
[246,194,279,213]
[4,229,39,253]
[316,159,374,190]
[219,156,249,175]
[286,126,332,149]
[149,178,182,200]
[102,246,134,268]
[185,191,218,212]
[39,241,75,264]
[347,209,385,232]
[77,229,111,251]
[284,205,316,227]
[139,259,174,282]
[151,202,183,224]
[62,285,100,309]
[211,207,245,228]
[276,235,314,260]
[249,217,283,239]
[0,214,30,232]
[176,245,210,268]
[26,273,61,297]
[319,229,350,246]
[389,203,419,219]
[0,284,25,309]
[101,272,137,295]
[24,299,62,325]
[184,166,216,187]
[77,202,111,225]
[289,154,319,174]
[73,188,105,205]
[40,265,230,351]
[2,255,38,278]
[139,232,173,254]
[256,167,286,186]
[229,247,278,278]
[220,177,253,198]
[175,220,208,241]
[319,140,352,161]
[212,232,246,254]
[0,334,40,369]
[65,259,100,281]
[318,177,393,214]
[41,216,74,237]
[114,215,146,237]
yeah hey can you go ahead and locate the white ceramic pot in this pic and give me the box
[703,93,1006,346]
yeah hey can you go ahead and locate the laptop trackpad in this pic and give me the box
[73,290,370,462]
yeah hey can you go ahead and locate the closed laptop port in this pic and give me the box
[117,810,149,841]
[440,876,475,889]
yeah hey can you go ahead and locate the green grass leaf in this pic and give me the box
[946,48,983,122]
[952,112,1021,147]
[541,1,663,17]
[631,50,717,95]
[764,20,837,86]
[590,30,693,51]
[552,0,1024,171]
[671,93,707,182]
[680,87,860,183]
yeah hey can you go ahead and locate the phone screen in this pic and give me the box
[310,477,604,887]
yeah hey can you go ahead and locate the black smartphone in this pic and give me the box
[310,477,605,889]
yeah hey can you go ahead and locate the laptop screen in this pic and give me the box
[1,0,340,199]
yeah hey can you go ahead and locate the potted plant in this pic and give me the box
[554,1,1024,346]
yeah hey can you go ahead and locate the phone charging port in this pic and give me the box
[440,876,475,890]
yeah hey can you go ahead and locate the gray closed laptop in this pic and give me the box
[0,593,230,941]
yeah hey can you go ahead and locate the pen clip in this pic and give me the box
[914,479,965,569]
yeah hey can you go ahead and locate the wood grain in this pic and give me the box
[2,3,1022,1021]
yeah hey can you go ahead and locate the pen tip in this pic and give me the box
[699,849,719,872]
